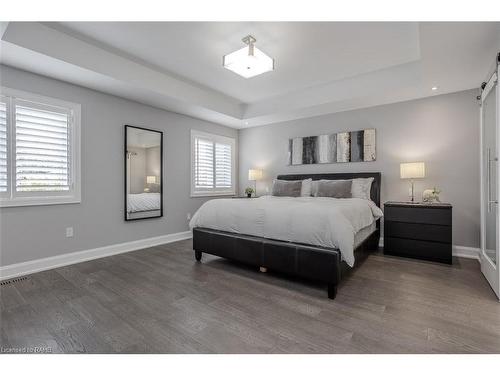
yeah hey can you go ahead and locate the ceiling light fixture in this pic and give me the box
[431,86,438,91]
[223,35,274,79]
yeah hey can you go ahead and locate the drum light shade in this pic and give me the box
[146,175,157,184]
[248,169,263,181]
[400,162,425,179]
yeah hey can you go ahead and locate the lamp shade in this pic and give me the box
[146,175,157,184]
[400,162,425,179]
[248,169,263,181]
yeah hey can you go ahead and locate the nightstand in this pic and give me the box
[383,201,452,264]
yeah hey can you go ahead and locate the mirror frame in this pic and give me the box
[124,124,164,221]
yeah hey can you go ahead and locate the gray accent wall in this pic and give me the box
[146,146,161,178]
[129,146,147,194]
[0,65,238,266]
[239,90,480,248]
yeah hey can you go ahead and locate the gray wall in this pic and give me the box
[146,146,161,178]
[129,146,147,194]
[0,64,482,267]
[239,90,480,248]
[0,65,238,266]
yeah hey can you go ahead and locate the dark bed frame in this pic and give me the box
[192,172,381,299]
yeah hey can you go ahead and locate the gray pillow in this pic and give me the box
[315,180,353,198]
[271,179,302,197]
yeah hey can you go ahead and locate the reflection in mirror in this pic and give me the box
[125,125,163,221]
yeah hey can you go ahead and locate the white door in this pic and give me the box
[480,68,500,300]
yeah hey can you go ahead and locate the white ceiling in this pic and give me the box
[50,22,421,103]
[1,22,499,128]
[127,127,161,148]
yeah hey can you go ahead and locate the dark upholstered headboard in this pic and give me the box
[277,172,381,208]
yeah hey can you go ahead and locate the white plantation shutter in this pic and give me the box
[215,142,232,188]
[194,137,214,189]
[191,130,235,196]
[0,88,81,207]
[15,102,71,192]
[0,100,7,194]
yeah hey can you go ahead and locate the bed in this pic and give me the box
[190,172,381,299]
[127,192,161,219]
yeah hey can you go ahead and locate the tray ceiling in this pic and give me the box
[1,22,499,128]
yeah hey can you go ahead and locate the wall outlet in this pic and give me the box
[187,213,191,221]
[66,227,74,238]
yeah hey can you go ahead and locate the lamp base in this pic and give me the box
[408,187,414,202]
[408,180,415,202]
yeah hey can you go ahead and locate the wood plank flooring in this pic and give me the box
[1,239,499,353]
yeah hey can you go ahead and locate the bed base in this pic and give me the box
[193,172,381,300]
[192,226,380,299]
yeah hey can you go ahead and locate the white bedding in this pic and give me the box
[127,193,161,213]
[354,221,377,248]
[189,196,383,267]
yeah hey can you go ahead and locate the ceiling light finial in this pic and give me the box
[242,35,256,45]
[223,35,274,78]
[242,35,256,56]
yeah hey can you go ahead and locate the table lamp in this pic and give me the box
[248,169,263,197]
[400,162,425,202]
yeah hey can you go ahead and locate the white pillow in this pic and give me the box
[351,177,374,200]
[311,178,374,200]
[300,178,313,197]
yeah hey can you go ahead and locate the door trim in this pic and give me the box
[480,68,500,300]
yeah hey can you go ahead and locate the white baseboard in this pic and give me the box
[452,245,481,261]
[0,230,193,281]
[378,237,480,262]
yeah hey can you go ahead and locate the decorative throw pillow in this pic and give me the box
[300,178,313,197]
[311,179,337,196]
[271,179,302,197]
[351,177,374,200]
[315,180,353,198]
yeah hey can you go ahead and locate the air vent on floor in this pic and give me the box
[0,276,29,286]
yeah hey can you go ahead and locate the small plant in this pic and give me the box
[245,187,254,197]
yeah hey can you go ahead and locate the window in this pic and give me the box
[191,130,236,197]
[0,98,7,196]
[0,88,81,207]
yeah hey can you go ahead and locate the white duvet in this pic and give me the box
[127,193,161,213]
[189,196,383,267]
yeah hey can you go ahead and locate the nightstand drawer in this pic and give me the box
[384,237,452,264]
[384,206,451,225]
[384,221,452,243]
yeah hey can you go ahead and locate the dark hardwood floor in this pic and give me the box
[1,239,499,353]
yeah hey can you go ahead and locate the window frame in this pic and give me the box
[0,95,10,200]
[0,87,81,208]
[190,129,236,197]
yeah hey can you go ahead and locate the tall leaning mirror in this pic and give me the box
[125,125,163,221]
